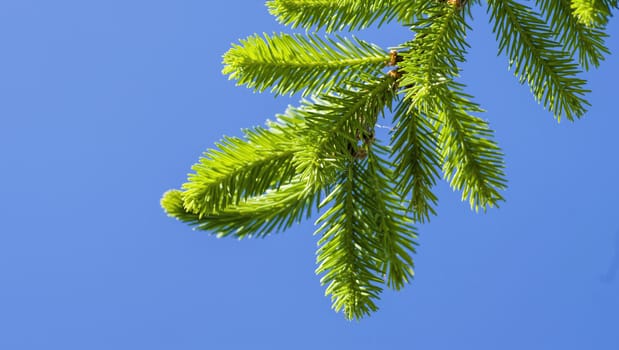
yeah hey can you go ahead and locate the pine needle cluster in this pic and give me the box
[162,0,615,319]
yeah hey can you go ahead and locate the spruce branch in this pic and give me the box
[398,4,469,106]
[365,143,417,290]
[222,33,389,96]
[488,0,591,120]
[298,74,399,159]
[162,0,615,320]
[570,0,617,27]
[315,159,384,320]
[398,4,506,211]
[181,119,301,217]
[390,101,441,223]
[266,0,399,32]
[315,141,418,319]
[163,179,325,238]
[433,87,507,211]
[266,0,428,32]
[537,0,609,69]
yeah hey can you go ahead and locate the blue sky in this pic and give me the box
[1,1,618,349]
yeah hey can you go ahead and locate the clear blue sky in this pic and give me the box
[1,1,618,349]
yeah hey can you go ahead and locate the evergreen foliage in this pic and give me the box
[162,0,616,319]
